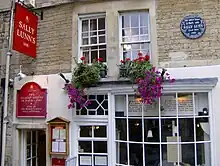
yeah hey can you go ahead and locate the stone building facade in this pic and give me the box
[0,0,220,165]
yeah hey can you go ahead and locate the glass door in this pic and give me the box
[78,125,108,166]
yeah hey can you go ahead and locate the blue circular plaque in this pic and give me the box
[180,15,206,39]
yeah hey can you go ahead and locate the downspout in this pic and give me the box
[1,0,15,165]
[0,78,5,166]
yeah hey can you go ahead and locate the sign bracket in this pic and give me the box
[17,0,43,20]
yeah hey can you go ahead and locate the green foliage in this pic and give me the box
[73,63,100,88]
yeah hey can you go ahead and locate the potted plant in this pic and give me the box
[118,52,175,104]
[63,56,101,109]
[94,58,108,78]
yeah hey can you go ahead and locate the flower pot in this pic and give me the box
[100,69,106,78]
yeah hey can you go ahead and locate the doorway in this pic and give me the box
[21,130,46,166]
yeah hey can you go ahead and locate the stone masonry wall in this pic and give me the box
[0,4,73,165]
[156,0,220,68]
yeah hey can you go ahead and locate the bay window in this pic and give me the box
[115,92,211,166]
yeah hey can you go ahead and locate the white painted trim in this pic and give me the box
[209,90,215,166]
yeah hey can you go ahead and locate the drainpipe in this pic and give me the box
[1,0,15,165]
[0,78,5,166]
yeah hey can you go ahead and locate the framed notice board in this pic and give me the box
[48,117,70,156]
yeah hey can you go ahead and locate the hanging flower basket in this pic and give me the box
[63,57,107,109]
[118,52,175,104]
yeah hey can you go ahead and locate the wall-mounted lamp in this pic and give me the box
[59,73,70,84]
[17,65,26,81]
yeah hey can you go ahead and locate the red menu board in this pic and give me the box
[16,82,47,118]
[52,158,65,166]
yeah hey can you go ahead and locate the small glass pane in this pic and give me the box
[131,28,139,36]
[80,126,92,137]
[27,131,31,145]
[122,15,130,28]
[131,14,139,27]
[90,31,97,36]
[179,118,194,142]
[116,142,128,165]
[197,143,211,166]
[79,141,92,153]
[32,131,36,144]
[144,119,159,142]
[91,50,98,62]
[145,144,160,165]
[82,51,89,64]
[94,141,107,153]
[82,20,89,32]
[116,119,127,141]
[140,13,148,26]
[196,118,210,141]
[90,37,97,44]
[115,95,126,117]
[82,38,88,45]
[181,144,195,165]
[178,93,193,116]
[82,32,88,37]
[26,160,31,166]
[160,93,177,117]
[129,119,142,142]
[98,30,105,35]
[140,35,149,41]
[140,27,148,35]
[99,36,105,43]
[90,19,97,30]
[122,28,131,37]
[32,144,36,157]
[99,50,106,62]
[27,145,31,158]
[94,126,106,137]
[162,144,180,165]
[161,118,177,142]
[195,92,209,116]
[98,18,105,30]
[32,157,36,166]
[129,143,143,165]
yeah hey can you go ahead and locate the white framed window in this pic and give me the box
[115,92,212,166]
[76,95,108,116]
[77,125,108,166]
[78,14,106,64]
[119,11,150,60]
[26,130,38,166]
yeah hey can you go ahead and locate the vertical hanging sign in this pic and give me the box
[13,2,38,58]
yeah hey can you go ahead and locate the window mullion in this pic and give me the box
[141,103,145,166]
[159,97,162,166]
[126,94,130,165]
[193,93,198,166]
[176,93,180,165]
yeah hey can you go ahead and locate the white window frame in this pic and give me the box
[113,91,213,166]
[78,13,107,64]
[119,11,151,61]
[20,130,38,166]
[76,123,109,166]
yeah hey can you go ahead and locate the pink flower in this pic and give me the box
[80,56,85,61]
[145,55,150,61]
[138,52,143,57]
[98,58,103,62]
[120,60,125,64]
[125,58,130,61]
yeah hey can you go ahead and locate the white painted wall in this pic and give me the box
[13,73,73,123]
